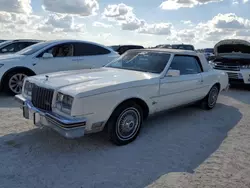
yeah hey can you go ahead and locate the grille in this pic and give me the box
[227,72,241,79]
[214,64,240,71]
[31,85,54,111]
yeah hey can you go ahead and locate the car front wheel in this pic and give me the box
[107,102,143,146]
[201,85,219,110]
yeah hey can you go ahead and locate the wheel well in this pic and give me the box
[114,98,149,120]
[2,67,36,83]
[214,82,221,91]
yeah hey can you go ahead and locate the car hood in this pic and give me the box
[0,54,25,61]
[214,39,250,57]
[29,68,159,97]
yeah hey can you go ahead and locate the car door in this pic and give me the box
[32,43,77,74]
[157,55,205,111]
[73,42,115,69]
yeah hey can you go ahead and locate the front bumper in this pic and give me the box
[15,94,87,139]
[225,71,250,84]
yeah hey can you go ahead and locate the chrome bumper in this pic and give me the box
[15,94,86,139]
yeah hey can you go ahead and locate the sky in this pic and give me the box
[0,0,249,49]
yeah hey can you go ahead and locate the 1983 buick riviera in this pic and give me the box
[15,49,229,145]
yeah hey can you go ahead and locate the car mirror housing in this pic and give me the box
[166,69,180,77]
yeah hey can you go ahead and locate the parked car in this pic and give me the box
[155,44,171,49]
[0,40,7,43]
[109,45,144,55]
[203,48,215,60]
[15,49,229,145]
[0,39,42,55]
[209,39,250,85]
[0,39,119,95]
[156,44,195,51]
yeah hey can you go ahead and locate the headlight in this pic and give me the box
[208,61,215,67]
[240,65,250,69]
[55,92,74,114]
[23,81,34,97]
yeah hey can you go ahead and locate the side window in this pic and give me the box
[25,42,37,48]
[16,42,30,51]
[0,43,17,53]
[74,43,110,56]
[169,55,202,75]
[39,43,74,58]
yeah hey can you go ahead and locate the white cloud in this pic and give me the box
[185,13,250,44]
[38,14,85,33]
[103,3,132,20]
[97,33,112,40]
[233,0,249,4]
[210,13,250,30]
[0,0,32,14]
[160,0,223,10]
[103,3,173,36]
[138,23,172,35]
[42,0,99,16]
[93,22,112,28]
[121,15,145,30]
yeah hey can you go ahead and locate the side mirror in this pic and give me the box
[166,69,180,77]
[42,53,53,58]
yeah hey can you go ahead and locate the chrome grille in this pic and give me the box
[214,64,240,71]
[31,85,54,111]
[227,72,241,79]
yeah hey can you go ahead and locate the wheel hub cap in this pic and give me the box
[9,73,27,94]
[208,88,218,106]
[116,108,140,140]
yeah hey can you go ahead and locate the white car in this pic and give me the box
[0,39,119,95]
[15,49,229,145]
[0,39,42,54]
[210,39,250,85]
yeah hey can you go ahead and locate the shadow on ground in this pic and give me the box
[0,93,18,108]
[0,103,242,188]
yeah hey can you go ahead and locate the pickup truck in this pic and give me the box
[15,49,229,145]
[209,39,250,85]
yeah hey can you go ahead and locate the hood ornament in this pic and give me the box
[45,75,49,81]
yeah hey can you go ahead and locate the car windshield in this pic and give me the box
[105,50,171,74]
[17,41,52,55]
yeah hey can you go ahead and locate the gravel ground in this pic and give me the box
[0,87,249,188]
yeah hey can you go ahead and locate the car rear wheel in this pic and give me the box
[201,85,219,110]
[107,102,143,146]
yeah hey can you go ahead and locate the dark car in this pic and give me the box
[0,40,6,43]
[109,45,144,55]
[156,44,195,51]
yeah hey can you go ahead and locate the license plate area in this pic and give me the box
[33,113,41,124]
[23,105,31,119]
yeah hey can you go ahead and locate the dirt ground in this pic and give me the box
[0,87,249,188]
